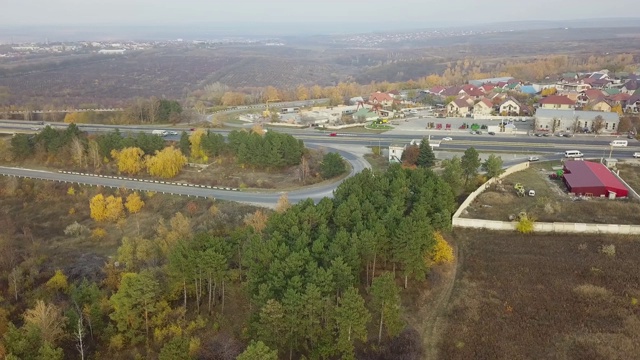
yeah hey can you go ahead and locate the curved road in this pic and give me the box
[0,144,369,208]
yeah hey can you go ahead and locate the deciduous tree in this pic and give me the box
[189,129,206,161]
[111,147,145,175]
[45,269,69,294]
[145,146,188,178]
[275,193,291,214]
[400,145,419,166]
[237,341,278,360]
[23,300,67,344]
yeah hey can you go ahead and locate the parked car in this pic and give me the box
[634,152,640,158]
[488,131,496,135]
[528,156,540,162]
[442,137,453,141]
[543,133,551,137]
[329,132,338,137]
[30,127,40,131]
[476,131,482,135]
[535,133,543,137]
[563,133,573,138]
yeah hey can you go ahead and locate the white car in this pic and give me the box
[169,131,178,135]
[633,152,640,158]
[442,137,453,141]
[528,156,540,162]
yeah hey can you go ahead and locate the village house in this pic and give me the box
[447,98,471,116]
[585,98,612,112]
[499,98,521,116]
[539,95,576,109]
[368,92,395,107]
[473,98,493,116]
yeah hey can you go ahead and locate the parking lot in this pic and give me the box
[387,115,533,135]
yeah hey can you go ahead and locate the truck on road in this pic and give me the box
[152,130,169,137]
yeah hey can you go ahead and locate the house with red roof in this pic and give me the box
[499,98,521,116]
[607,92,631,108]
[440,86,463,97]
[473,98,494,116]
[427,86,446,95]
[447,98,472,116]
[480,84,495,93]
[368,92,395,107]
[577,89,606,106]
[460,84,484,99]
[539,95,576,109]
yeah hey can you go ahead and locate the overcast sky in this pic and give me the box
[1,0,638,29]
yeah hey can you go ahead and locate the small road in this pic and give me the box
[0,144,370,208]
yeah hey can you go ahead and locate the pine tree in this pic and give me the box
[416,137,436,168]
[461,147,481,186]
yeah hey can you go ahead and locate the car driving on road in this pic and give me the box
[329,132,337,137]
[442,137,453,141]
[528,156,540,162]
[634,152,640,158]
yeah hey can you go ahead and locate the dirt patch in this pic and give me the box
[439,230,640,360]
[463,165,640,224]
[617,161,640,195]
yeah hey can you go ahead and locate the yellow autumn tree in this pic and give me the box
[430,232,454,265]
[611,104,623,116]
[296,85,309,101]
[111,147,145,175]
[23,300,67,344]
[189,129,206,161]
[125,192,144,214]
[90,194,108,222]
[145,146,188,178]
[45,269,69,294]
[63,112,80,123]
[244,210,269,234]
[275,193,291,214]
[90,194,124,222]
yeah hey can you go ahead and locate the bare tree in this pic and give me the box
[571,116,581,133]
[9,266,21,301]
[592,115,605,134]
[75,311,86,360]
[551,117,560,133]
[147,96,160,124]
[88,140,102,172]
[71,137,87,169]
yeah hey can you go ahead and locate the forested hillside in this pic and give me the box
[0,163,456,359]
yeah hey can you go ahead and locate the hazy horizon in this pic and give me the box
[1,0,640,43]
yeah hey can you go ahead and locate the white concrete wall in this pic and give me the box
[451,161,640,235]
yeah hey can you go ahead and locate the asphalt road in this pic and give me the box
[0,144,369,207]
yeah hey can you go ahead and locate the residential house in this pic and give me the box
[519,85,539,95]
[368,92,394,107]
[460,84,485,99]
[625,92,640,113]
[555,81,591,92]
[447,98,471,116]
[473,98,494,116]
[586,99,612,112]
[590,78,612,89]
[389,143,406,163]
[427,86,446,96]
[539,95,576,109]
[499,98,521,115]
[621,80,640,95]
[577,89,605,106]
[558,91,580,102]
[607,93,631,108]
[480,84,495,93]
[534,108,619,133]
[440,86,462,97]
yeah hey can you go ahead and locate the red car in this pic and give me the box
[329,132,338,137]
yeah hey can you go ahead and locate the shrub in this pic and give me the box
[64,221,88,236]
[600,244,616,257]
[91,227,107,239]
[573,284,610,299]
[516,215,535,234]
[430,232,454,264]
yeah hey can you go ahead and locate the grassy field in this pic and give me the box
[439,229,640,360]
[617,161,640,195]
[463,162,640,224]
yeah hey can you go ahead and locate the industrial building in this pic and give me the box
[562,161,629,198]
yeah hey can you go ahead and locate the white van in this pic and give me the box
[564,150,584,158]
[610,140,628,147]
